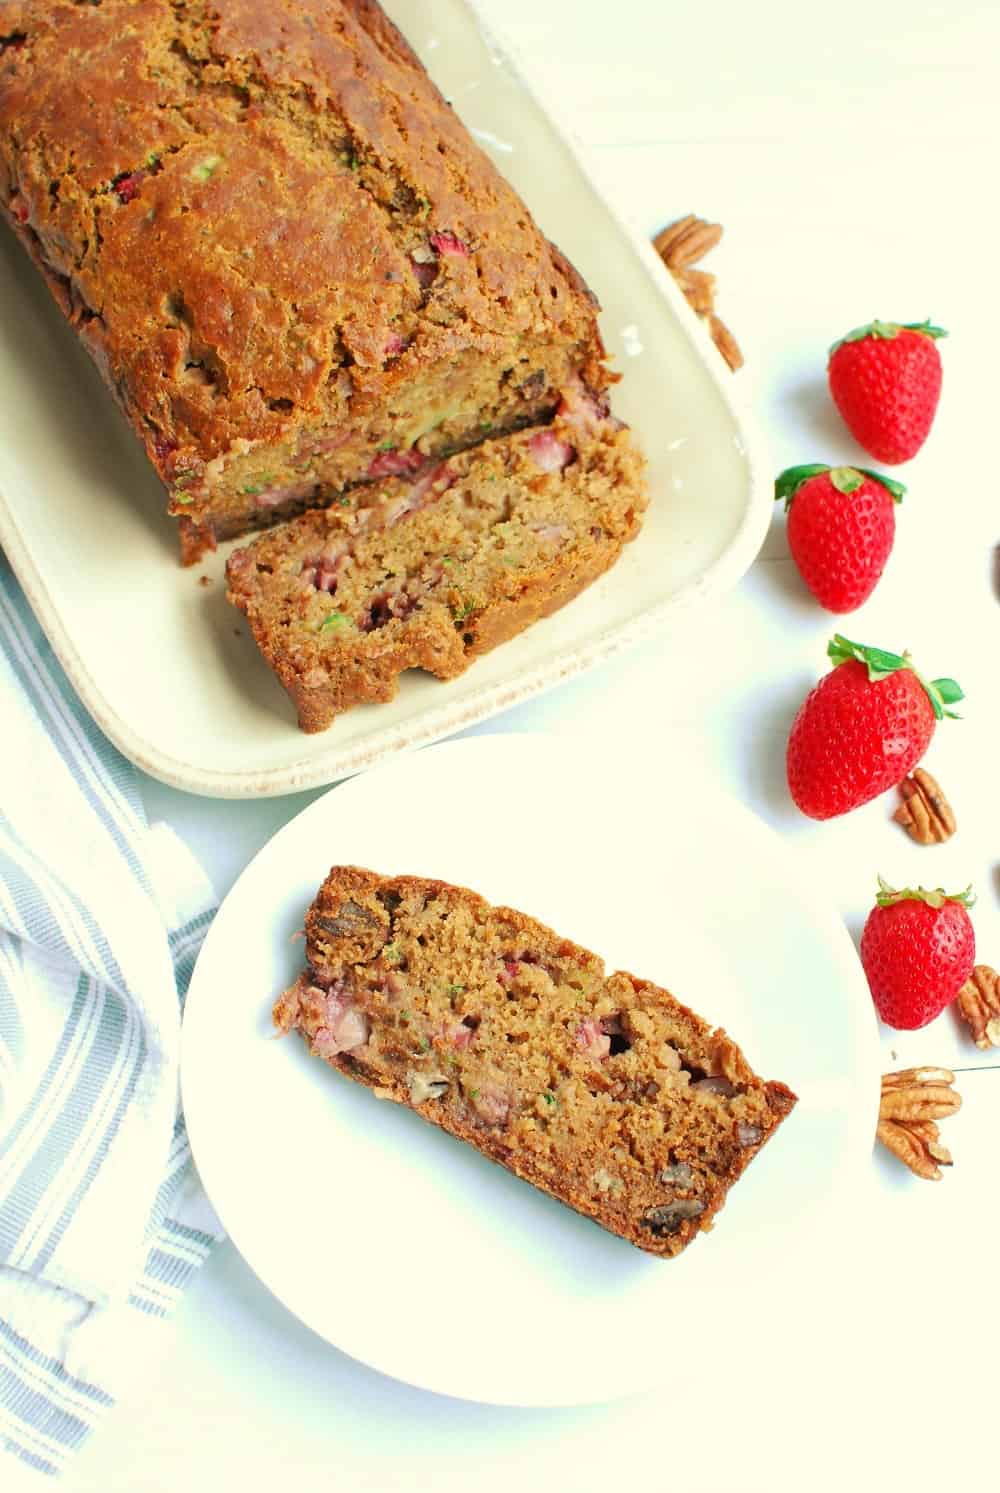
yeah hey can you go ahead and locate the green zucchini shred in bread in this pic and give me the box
[275,868,797,1258]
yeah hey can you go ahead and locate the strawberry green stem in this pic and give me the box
[826,635,964,720]
[829,318,948,356]
[875,876,975,911]
[774,464,905,509]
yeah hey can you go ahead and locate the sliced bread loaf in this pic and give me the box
[2,0,607,562]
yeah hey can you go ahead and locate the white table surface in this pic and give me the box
[69,1,999,1489]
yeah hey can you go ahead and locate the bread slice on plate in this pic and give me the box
[274,867,797,1258]
[226,391,646,731]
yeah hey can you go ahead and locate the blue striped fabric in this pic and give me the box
[0,556,221,1480]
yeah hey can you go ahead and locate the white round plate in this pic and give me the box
[182,733,879,1406]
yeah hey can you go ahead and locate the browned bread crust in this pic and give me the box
[226,393,647,731]
[275,868,797,1258]
[0,1,607,560]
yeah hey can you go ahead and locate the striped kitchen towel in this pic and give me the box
[0,555,223,1482]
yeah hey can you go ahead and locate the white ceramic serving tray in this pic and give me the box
[0,0,769,799]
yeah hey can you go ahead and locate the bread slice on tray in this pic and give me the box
[274,867,797,1258]
[226,388,646,731]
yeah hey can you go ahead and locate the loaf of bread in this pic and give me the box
[275,868,796,1257]
[226,387,646,731]
[0,1,608,562]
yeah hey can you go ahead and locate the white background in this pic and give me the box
[71,1,999,1489]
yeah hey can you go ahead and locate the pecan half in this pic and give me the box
[955,964,1000,1050]
[877,1068,961,1181]
[652,214,744,370]
[893,768,956,844]
[670,265,717,316]
[708,314,744,371]
[653,214,723,269]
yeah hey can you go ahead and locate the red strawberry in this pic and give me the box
[860,879,975,1029]
[786,635,963,820]
[775,463,905,612]
[827,319,946,464]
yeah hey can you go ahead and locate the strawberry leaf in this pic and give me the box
[774,463,830,509]
[900,319,948,340]
[775,466,905,507]
[826,634,909,680]
[829,319,901,355]
[854,468,906,502]
[875,876,975,911]
[827,637,964,718]
[924,676,964,720]
[829,318,948,357]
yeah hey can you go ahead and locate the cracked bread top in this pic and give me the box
[0,0,606,488]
